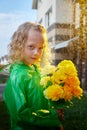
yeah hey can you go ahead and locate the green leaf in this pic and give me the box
[46,80,52,87]
[60,82,65,87]
[50,99,71,109]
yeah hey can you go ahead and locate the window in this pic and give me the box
[45,7,52,28]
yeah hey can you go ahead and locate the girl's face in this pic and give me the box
[22,29,46,65]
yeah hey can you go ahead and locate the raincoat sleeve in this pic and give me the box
[3,71,61,127]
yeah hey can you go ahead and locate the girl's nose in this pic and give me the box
[34,49,39,55]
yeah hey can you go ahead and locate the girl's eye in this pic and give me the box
[39,47,44,50]
[28,45,34,49]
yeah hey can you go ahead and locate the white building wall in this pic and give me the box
[56,0,74,24]
[33,0,75,64]
[37,0,56,26]
[36,0,74,26]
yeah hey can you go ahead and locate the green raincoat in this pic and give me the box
[3,62,61,130]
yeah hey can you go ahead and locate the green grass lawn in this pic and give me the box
[0,92,87,130]
[62,92,87,130]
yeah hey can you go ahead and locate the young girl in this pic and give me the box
[3,22,63,130]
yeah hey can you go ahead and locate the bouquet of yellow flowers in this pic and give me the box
[40,60,83,108]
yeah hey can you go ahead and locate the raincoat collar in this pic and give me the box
[9,61,38,73]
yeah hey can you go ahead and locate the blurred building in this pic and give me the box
[32,0,87,90]
[0,55,8,65]
[32,0,75,64]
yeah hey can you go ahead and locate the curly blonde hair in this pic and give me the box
[8,22,51,67]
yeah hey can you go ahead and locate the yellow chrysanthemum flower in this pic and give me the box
[51,71,67,84]
[71,86,83,98]
[41,60,83,103]
[65,76,80,87]
[63,84,73,101]
[44,84,64,101]
[57,60,78,77]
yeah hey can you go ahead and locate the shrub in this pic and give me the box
[62,92,87,130]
